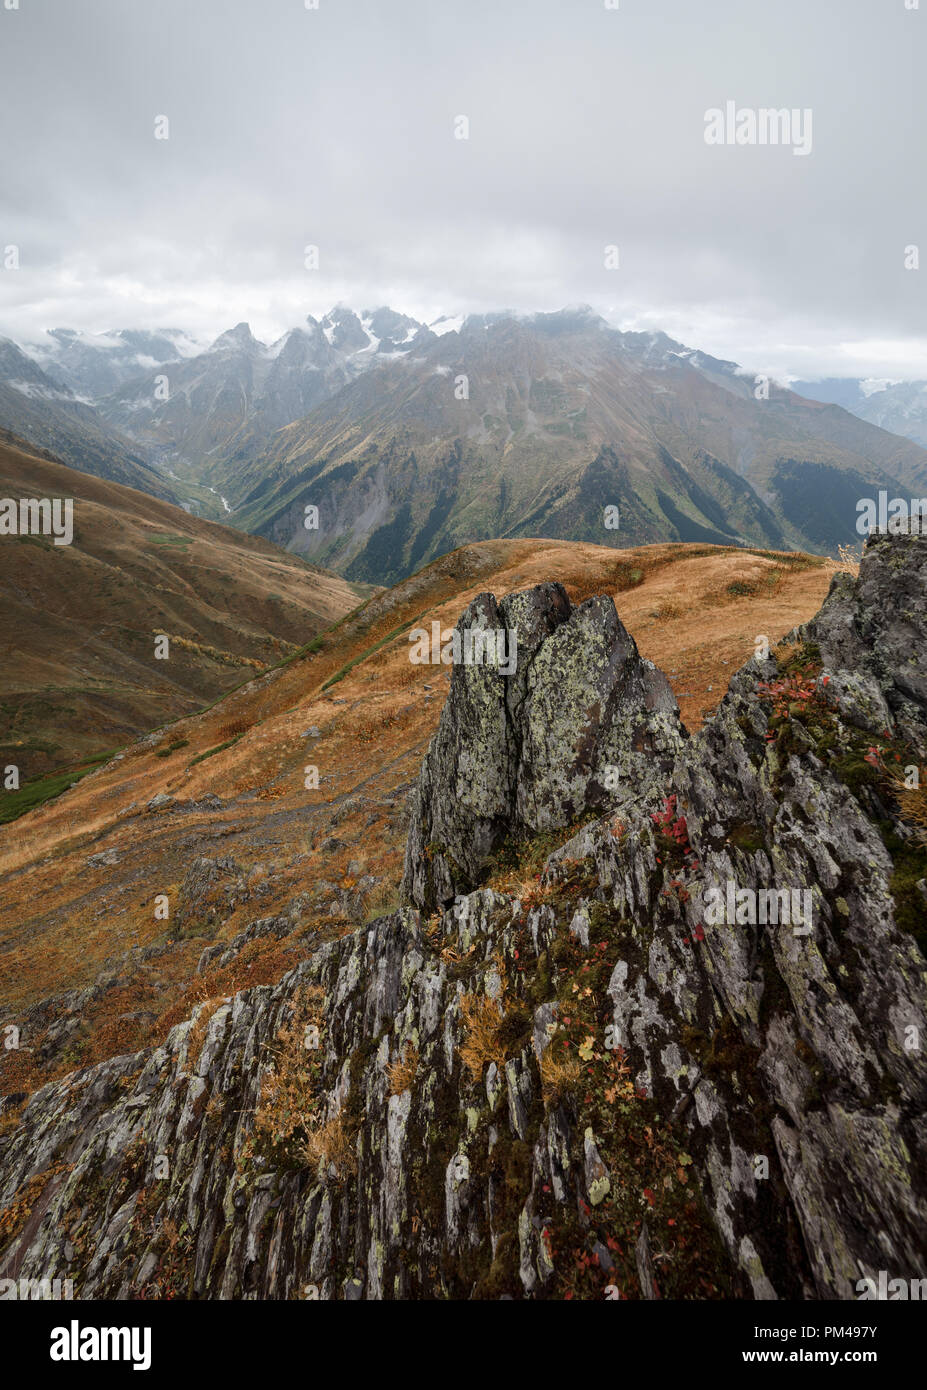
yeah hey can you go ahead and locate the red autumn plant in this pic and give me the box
[756,672,831,739]
[650,794,699,872]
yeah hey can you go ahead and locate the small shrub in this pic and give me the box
[167,915,217,943]
[217,717,251,740]
[155,738,190,759]
[756,671,830,733]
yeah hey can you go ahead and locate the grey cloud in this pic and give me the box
[0,0,924,378]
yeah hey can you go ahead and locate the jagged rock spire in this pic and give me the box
[402,582,685,910]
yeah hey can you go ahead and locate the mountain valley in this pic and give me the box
[6,308,927,586]
[0,433,367,789]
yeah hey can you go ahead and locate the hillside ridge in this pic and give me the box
[0,531,923,1299]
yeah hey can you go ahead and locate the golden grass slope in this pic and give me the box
[0,434,368,778]
[0,535,831,1105]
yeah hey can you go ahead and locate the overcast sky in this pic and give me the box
[1,0,924,380]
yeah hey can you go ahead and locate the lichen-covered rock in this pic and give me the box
[402,582,685,911]
[0,534,925,1300]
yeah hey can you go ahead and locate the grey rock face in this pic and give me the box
[807,534,927,757]
[0,535,925,1301]
[86,849,121,869]
[401,583,685,911]
[175,856,247,936]
[196,915,292,976]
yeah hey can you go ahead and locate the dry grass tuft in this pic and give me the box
[513,877,555,910]
[653,601,683,620]
[540,1044,582,1106]
[484,865,555,906]
[824,543,862,578]
[300,1112,357,1176]
[885,767,927,847]
[459,992,506,1081]
[423,913,442,945]
[361,878,402,923]
[252,985,326,1156]
[185,995,227,1068]
[457,957,528,1083]
[458,950,533,1078]
[385,1042,419,1095]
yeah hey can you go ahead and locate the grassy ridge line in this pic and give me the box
[0,544,827,827]
[321,618,425,690]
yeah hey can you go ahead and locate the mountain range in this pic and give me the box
[4,307,927,585]
[232,309,927,583]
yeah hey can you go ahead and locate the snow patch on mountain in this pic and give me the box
[429,314,465,337]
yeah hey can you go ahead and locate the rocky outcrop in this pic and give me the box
[0,534,925,1300]
[9,939,176,1073]
[401,583,685,912]
[196,915,293,976]
[175,856,249,936]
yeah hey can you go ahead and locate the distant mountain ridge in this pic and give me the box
[793,377,927,450]
[98,307,436,493]
[4,306,927,582]
[27,326,203,399]
[0,337,180,503]
[227,307,927,583]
